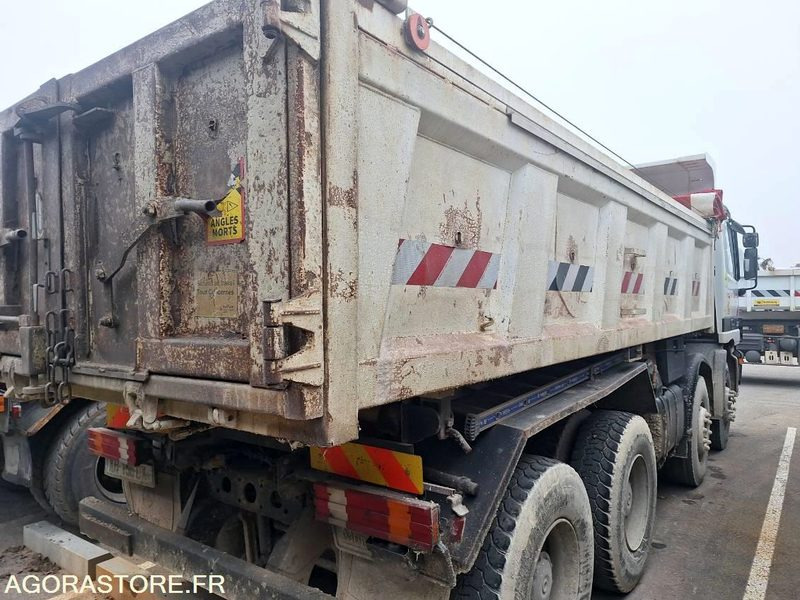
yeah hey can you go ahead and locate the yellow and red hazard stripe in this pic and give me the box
[310,442,423,495]
[313,482,439,552]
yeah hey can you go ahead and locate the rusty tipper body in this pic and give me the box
[1,1,759,598]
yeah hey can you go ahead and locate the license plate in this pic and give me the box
[104,459,156,488]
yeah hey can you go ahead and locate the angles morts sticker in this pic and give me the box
[207,158,246,245]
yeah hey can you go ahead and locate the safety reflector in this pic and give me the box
[106,404,131,429]
[310,443,423,495]
[313,482,439,552]
[88,427,144,466]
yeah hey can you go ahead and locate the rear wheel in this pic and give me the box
[452,455,593,600]
[570,411,657,593]
[44,403,125,525]
[664,377,711,487]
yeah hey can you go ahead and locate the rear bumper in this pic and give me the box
[79,497,332,600]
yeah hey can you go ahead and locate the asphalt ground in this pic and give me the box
[1,363,798,600]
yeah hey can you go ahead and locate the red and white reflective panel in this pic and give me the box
[88,427,142,466]
[314,482,440,552]
[673,189,725,220]
[392,239,500,289]
[621,271,644,294]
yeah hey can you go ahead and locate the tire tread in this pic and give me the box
[570,410,640,592]
[452,455,558,599]
[43,402,106,523]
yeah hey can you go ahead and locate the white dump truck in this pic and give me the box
[739,268,800,366]
[0,1,758,598]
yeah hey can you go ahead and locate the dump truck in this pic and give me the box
[739,268,800,366]
[0,1,758,598]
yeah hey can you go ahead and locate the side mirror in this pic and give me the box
[743,247,758,280]
[743,232,759,248]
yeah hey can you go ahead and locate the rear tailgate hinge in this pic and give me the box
[264,291,323,387]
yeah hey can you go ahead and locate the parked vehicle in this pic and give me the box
[739,268,800,366]
[0,1,757,597]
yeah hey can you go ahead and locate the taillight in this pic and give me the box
[88,427,146,466]
[313,482,439,552]
[106,403,131,429]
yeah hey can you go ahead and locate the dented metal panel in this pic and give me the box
[0,0,715,445]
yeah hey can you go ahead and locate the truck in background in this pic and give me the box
[0,1,758,598]
[739,268,800,366]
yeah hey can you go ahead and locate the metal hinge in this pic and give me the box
[264,291,323,387]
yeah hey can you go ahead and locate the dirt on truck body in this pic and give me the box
[0,1,759,598]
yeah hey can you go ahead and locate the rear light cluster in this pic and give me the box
[0,395,21,418]
[88,427,147,466]
[313,482,440,552]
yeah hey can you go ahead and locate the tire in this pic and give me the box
[452,455,594,600]
[710,367,732,451]
[44,403,126,525]
[663,377,711,487]
[570,411,657,593]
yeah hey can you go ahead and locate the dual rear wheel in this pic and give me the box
[454,410,657,599]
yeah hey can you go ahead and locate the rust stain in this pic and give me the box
[439,191,482,248]
[328,183,357,210]
[566,235,578,263]
[329,268,357,301]
[487,345,512,368]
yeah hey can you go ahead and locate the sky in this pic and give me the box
[1,0,798,266]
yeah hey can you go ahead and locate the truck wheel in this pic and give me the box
[664,377,711,487]
[452,455,593,600]
[710,368,732,451]
[570,411,657,593]
[44,403,125,525]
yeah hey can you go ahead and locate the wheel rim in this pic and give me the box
[93,457,126,503]
[624,454,650,551]
[697,405,712,460]
[530,519,580,600]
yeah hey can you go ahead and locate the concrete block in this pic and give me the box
[23,520,112,578]
[96,556,157,600]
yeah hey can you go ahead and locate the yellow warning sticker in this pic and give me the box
[754,299,780,306]
[207,158,246,245]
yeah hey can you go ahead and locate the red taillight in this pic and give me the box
[106,404,131,429]
[313,482,439,552]
[11,403,21,419]
[88,427,145,466]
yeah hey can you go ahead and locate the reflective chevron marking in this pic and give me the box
[547,260,594,292]
[621,271,645,294]
[751,290,797,297]
[391,239,500,289]
[664,277,679,296]
[310,442,423,495]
